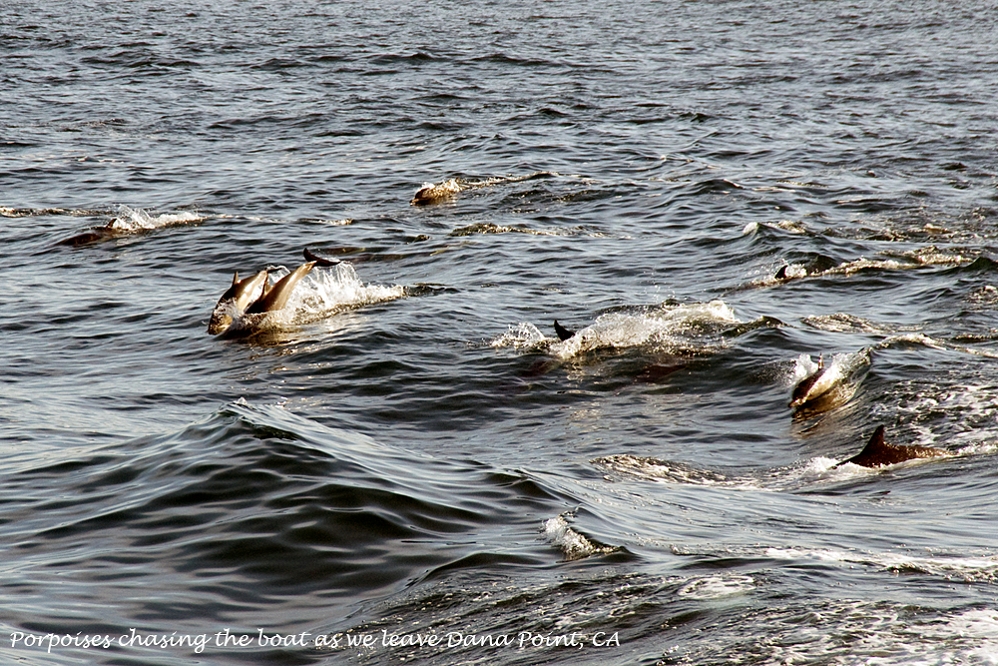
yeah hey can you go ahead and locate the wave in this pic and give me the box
[2,400,573,632]
[448,221,603,237]
[106,205,203,232]
[1,206,108,218]
[676,574,756,600]
[550,301,740,361]
[592,443,987,492]
[657,592,998,666]
[764,546,998,584]
[743,251,983,291]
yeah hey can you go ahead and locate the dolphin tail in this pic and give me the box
[304,247,341,266]
[553,320,575,341]
[247,261,316,314]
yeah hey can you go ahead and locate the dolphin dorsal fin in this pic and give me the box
[553,320,575,341]
[231,272,240,286]
[837,425,892,468]
[859,425,886,456]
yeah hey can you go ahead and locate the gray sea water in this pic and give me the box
[3,1,998,664]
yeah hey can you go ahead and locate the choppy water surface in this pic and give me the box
[3,1,998,664]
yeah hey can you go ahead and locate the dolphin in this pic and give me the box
[789,356,825,409]
[410,178,461,205]
[789,350,872,416]
[207,269,270,334]
[244,261,316,315]
[58,225,122,247]
[836,425,948,468]
[303,247,341,267]
[553,320,576,341]
[207,261,316,336]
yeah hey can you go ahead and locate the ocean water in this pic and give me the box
[3,0,998,664]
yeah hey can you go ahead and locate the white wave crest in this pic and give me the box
[288,262,407,318]
[551,300,739,360]
[544,515,617,561]
[765,547,998,583]
[677,574,755,600]
[108,204,203,231]
[490,323,547,350]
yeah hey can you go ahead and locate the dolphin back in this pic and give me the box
[839,425,947,468]
[246,261,316,314]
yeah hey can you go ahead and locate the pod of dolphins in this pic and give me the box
[198,186,951,471]
[772,259,949,468]
[552,315,948,470]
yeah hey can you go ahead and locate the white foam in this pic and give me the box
[289,263,406,317]
[595,454,740,487]
[676,574,755,599]
[889,382,998,450]
[779,263,809,278]
[550,300,739,360]
[543,515,616,561]
[490,323,547,350]
[943,612,998,666]
[765,547,998,583]
[858,607,998,665]
[790,353,821,385]
[742,220,808,235]
[595,452,852,492]
[108,204,203,231]
[799,601,998,665]
[802,313,890,334]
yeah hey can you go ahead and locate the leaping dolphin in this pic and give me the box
[207,261,316,336]
[789,356,825,409]
[207,269,270,334]
[789,350,872,416]
[245,261,316,315]
[836,425,948,468]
